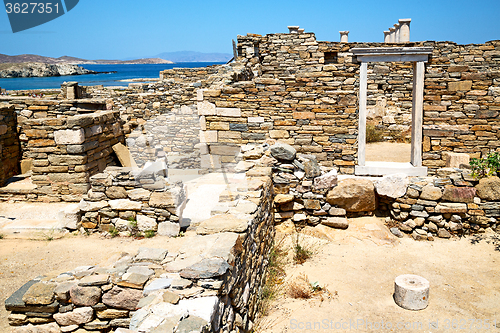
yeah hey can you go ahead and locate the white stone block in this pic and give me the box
[248,117,264,123]
[152,102,161,109]
[374,173,409,198]
[199,116,207,131]
[444,152,470,168]
[109,199,142,211]
[382,115,396,124]
[54,128,85,145]
[137,215,157,231]
[217,107,241,117]
[178,296,219,322]
[197,89,204,101]
[197,101,216,116]
[200,131,217,143]
[157,222,180,237]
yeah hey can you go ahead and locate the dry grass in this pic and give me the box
[287,273,335,300]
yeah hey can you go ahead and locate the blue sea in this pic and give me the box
[0,62,224,91]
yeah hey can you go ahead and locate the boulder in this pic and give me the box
[70,286,101,307]
[136,215,157,232]
[374,173,409,198]
[326,178,377,212]
[476,177,500,201]
[22,283,56,305]
[270,142,296,161]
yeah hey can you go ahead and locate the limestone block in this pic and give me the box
[102,286,143,310]
[136,215,157,231]
[394,274,429,310]
[374,173,409,199]
[57,204,81,230]
[158,221,180,237]
[248,117,264,123]
[322,217,349,229]
[269,130,290,139]
[448,80,472,91]
[444,152,470,168]
[109,199,142,211]
[200,131,217,143]
[217,107,241,117]
[54,128,85,145]
[419,185,442,201]
[197,101,216,116]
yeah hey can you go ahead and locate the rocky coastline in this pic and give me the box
[0,62,97,78]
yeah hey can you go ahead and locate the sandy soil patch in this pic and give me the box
[366,142,411,163]
[257,217,500,333]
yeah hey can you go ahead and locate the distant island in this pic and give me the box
[0,53,174,65]
[0,51,232,78]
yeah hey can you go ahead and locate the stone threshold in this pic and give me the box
[355,162,428,177]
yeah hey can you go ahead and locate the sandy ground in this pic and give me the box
[257,217,500,333]
[0,234,191,332]
[366,142,411,163]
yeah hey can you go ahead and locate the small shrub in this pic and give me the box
[470,151,500,179]
[109,227,119,238]
[293,234,312,265]
[0,233,4,239]
[366,124,384,143]
[128,217,138,229]
[287,274,334,301]
[144,230,156,238]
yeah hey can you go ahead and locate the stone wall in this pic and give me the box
[12,110,124,202]
[389,168,499,240]
[6,170,275,333]
[78,166,185,234]
[159,66,220,82]
[0,103,20,185]
[199,31,500,175]
[0,97,108,120]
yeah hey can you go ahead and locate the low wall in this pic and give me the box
[78,166,186,234]
[0,104,20,185]
[12,110,124,202]
[389,168,499,239]
[6,170,275,333]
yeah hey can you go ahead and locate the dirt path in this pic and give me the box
[366,142,411,163]
[257,217,500,333]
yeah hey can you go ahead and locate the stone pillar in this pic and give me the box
[358,62,368,167]
[383,31,391,43]
[394,23,400,42]
[298,28,304,33]
[399,19,411,42]
[339,31,349,43]
[411,61,425,167]
[288,26,299,34]
[389,27,396,43]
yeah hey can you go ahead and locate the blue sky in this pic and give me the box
[1,0,499,60]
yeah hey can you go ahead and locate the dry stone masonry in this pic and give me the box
[6,168,275,333]
[0,103,20,185]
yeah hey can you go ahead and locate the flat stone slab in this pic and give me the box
[118,273,150,289]
[180,258,230,279]
[143,278,173,296]
[196,214,248,235]
[78,274,109,286]
[22,282,56,305]
[126,266,154,277]
[135,247,168,262]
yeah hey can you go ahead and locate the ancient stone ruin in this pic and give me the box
[1,24,500,332]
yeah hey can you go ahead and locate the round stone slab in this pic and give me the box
[394,274,429,310]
